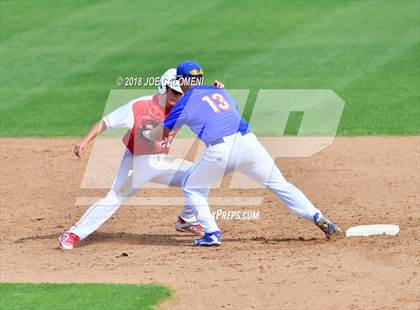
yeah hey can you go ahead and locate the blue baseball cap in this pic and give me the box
[176,60,203,79]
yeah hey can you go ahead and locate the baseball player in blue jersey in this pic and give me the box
[144,60,341,246]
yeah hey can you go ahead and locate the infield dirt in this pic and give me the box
[1,137,419,310]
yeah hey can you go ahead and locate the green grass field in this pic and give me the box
[0,1,419,136]
[0,283,171,310]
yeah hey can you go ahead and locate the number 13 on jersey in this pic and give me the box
[202,94,230,113]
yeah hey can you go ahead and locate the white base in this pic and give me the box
[345,224,399,237]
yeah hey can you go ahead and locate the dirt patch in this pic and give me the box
[1,137,419,309]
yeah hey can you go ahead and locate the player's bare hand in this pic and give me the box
[213,80,225,89]
[74,141,88,158]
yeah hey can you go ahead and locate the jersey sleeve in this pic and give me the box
[163,92,191,130]
[102,100,135,129]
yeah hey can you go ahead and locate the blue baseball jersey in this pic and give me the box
[163,85,250,144]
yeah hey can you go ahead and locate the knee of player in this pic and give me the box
[181,186,195,195]
[107,189,129,202]
[182,186,208,196]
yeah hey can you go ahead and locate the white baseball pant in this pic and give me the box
[70,149,196,240]
[182,132,322,233]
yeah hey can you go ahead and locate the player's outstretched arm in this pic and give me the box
[74,120,107,158]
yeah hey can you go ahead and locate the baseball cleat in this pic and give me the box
[193,231,222,247]
[314,213,341,239]
[175,217,204,236]
[58,231,80,250]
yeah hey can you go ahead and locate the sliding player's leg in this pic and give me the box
[151,156,204,235]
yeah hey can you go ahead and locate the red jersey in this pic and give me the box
[123,95,176,155]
